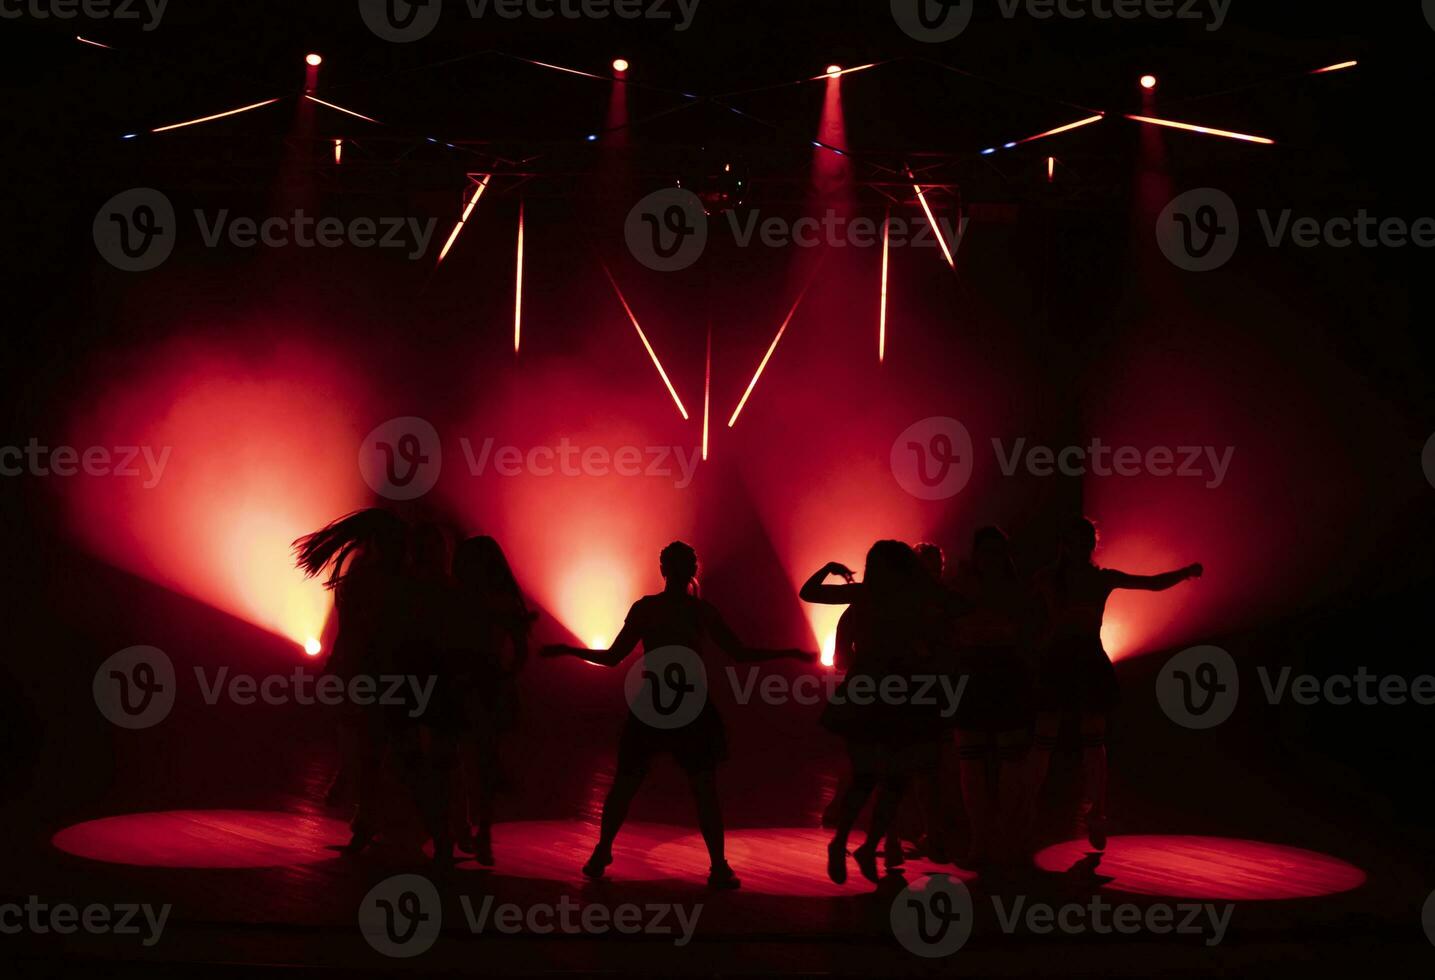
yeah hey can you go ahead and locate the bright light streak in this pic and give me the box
[821,630,836,668]
[878,209,891,362]
[1311,60,1358,74]
[436,175,491,264]
[527,58,607,81]
[1125,114,1275,144]
[333,138,343,164]
[601,265,690,420]
[702,324,712,460]
[813,62,877,80]
[727,274,820,428]
[1047,155,1055,182]
[76,36,112,49]
[1012,113,1106,146]
[909,174,956,270]
[513,201,525,354]
[302,95,380,124]
[151,98,281,133]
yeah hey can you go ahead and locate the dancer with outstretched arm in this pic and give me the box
[543,541,813,889]
[1026,518,1202,851]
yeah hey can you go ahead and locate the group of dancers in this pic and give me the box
[294,510,1201,888]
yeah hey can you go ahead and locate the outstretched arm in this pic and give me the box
[541,620,642,668]
[705,604,815,664]
[1107,563,1203,592]
[799,562,861,605]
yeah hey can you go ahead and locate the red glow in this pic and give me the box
[513,201,525,354]
[601,265,690,420]
[62,336,368,649]
[1034,836,1366,900]
[1140,74,1157,90]
[151,98,280,133]
[1125,114,1275,144]
[820,630,836,668]
[1312,60,1358,74]
[305,53,323,67]
[437,174,491,264]
[302,94,380,125]
[52,810,350,869]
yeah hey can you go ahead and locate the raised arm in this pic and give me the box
[799,561,862,605]
[1106,563,1203,592]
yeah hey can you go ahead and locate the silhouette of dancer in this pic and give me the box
[294,509,410,854]
[1027,518,1202,850]
[801,541,959,884]
[448,535,535,866]
[949,526,1036,867]
[543,541,811,890]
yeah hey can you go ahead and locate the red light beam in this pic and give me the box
[702,322,712,460]
[601,264,690,420]
[1125,114,1275,145]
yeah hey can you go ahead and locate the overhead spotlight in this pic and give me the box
[1140,74,1157,90]
[305,53,323,67]
[826,64,843,75]
[303,638,322,656]
[612,58,629,73]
